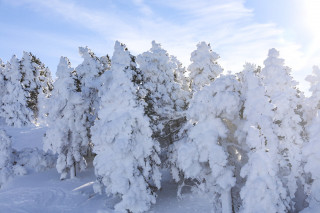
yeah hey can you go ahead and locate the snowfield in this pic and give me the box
[0,126,212,213]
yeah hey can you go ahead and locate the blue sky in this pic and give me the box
[1,0,319,92]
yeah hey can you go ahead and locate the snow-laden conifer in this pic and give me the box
[302,110,320,212]
[305,66,320,123]
[136,41,188,152]
[20,52,53,124]
[92,41,161,213]
[43,57,88,180]
[237,63,287,213]
[188,41,223,93]
[75,47,108,156]
[260,48,306,210]
[1,56,31,127]
[0,59,5,98]
[0,129,14,188]
[301,66,320,212]
[170,74,241,213]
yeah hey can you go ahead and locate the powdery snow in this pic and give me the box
[0,118,212,213]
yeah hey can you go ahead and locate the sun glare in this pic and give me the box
[303,1,320,39]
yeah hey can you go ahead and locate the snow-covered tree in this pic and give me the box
[171,56,191,94]
[170,74,241,213]
[75,47,108,156]
[20,52,53,124]
[302,110,320,213]
[0,129,14,188]
[1,56,32,127]
[43,57,88,180]
[92,41,161,213]
[304,66,320,123]
[0,59,5,98]
[237,63,287,213]
[188,41,223,93]
[136,41,188,153]
[260,48,306,211]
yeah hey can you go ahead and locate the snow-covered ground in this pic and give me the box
[0,126,212,213]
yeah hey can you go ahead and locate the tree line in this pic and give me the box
[0,41,319,213]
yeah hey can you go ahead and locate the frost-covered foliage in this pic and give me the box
[0,53,53,127]
[43,57,88,180]
[16,148,56,173]
[1,56,32,127]
[170,74,241,212]
[92,41,161,213]
[302,66,320,212]
[3,41,320,212]
[302,111,320,213]
[74,47,108,156]
[260,48,306,211]
[188,42,223,92]
[0,129,15,187]
[171,56,191,94]
[305,66,320,123]
[237,64,287,213]
[137,41,188,152]
[0,59,6,101]
[20,52,53,124]
[0,129,32,188]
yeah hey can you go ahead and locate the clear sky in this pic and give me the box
[1,0,320,92]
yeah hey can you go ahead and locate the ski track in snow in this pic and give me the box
[0,126,213,213]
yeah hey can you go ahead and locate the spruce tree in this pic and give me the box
[20,52,53,124]
[92,41,161,213]
[170,74,241,213]
[260,48,306,211]
[302,111,320,213]
[301,66,320,212]
[237,63,287,213]
[75,47,107,157]
[136,41,188,158]
[305,66,320,123]
[0,129,14,188]
[1,56,31,127]
[43,57,87,179]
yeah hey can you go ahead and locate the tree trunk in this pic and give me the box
[221,188,232,213]
[70,162,76,179]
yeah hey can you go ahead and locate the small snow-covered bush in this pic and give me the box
[16,148,56,172]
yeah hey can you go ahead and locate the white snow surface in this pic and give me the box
[0,126,213,213]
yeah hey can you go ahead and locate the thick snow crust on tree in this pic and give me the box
[91,41,161,213]
[260,48,306,209]
[1,56,32,127]
[170,74,241,212]
[237,64,287,213]
[136,41,188,146]
[43,57,88,180]
[305,66,320,122]
[302,111,320,213]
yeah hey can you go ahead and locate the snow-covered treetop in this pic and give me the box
[261,48,298,92]
[111,41,132,70]
[56,57,73,79]
[0,58,4,68]
[6,55,21,82]
[268,48,280,58]
[188,41,223,92]
[76,46,103,90]
[137,40,187,115]
[306,66,320,98]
